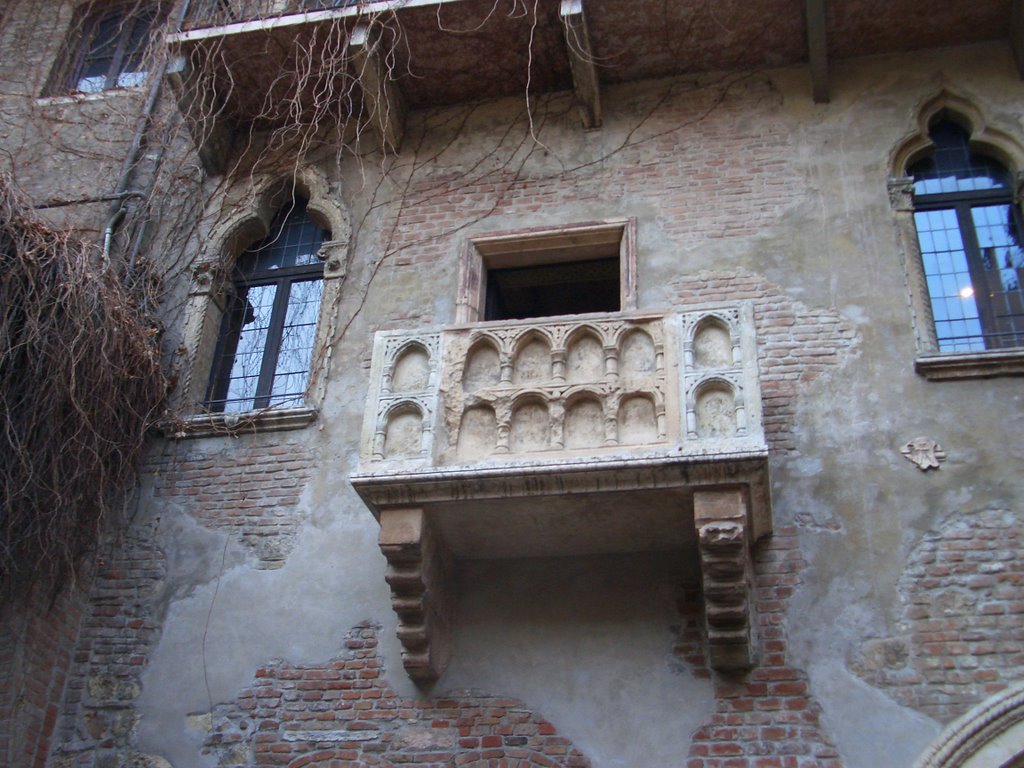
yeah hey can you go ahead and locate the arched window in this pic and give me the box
[205,197,328,413]
[908,120,1024,352]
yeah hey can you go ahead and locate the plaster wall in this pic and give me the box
[0,5,1021,763]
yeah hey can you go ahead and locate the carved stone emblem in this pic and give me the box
[901,437,946,470]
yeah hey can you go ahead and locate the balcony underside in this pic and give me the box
[168,0,1016,165]
[353,450,772,559]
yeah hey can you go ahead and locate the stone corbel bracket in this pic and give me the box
[378,508,454,682]
[694,488,757,672]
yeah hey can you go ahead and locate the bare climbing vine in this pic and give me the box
[0,173,168,596]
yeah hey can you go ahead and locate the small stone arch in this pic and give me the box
[619,327,657,380]
[462,337,502,392]
[693,378,738,439]
[508,394,551,452]
[512,332,553,385]
[382,401,426,459]
[564,326,605,383]
[562,390,606,449]
[390,342,432,393]
[691,315,735,370]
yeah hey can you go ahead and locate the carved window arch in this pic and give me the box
[174,171,349,435]
[889,96,1024,379]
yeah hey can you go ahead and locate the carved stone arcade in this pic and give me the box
[352,304,773,681]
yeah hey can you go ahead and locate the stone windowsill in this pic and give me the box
[164,406,318,439]
[916,349,1024,381]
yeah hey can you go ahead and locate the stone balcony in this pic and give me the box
[351,303,773,681]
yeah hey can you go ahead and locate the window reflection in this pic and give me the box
[910,121,1024,352]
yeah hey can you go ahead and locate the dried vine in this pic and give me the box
[0,174,168,596]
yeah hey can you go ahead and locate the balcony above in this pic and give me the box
[351,304,773,680]
[165,0,1019,169]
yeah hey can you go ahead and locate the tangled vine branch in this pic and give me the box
[0,174,168,597]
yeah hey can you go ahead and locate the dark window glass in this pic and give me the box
[910,121,1024,352]
[65,6,157,94]
[206,199,328,413]
[485,257,620,321]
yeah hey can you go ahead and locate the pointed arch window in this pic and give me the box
[206,197,328,413]
[908,121,1024,353]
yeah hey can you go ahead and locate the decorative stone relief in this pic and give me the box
[566,332,604,382]
[392,347,431,392]
[681,307,755,443]
[617,394,658,445]
[438,315,670,462]
[462,342,500,391]
[564,396,605,449]
[359,305,765,469]
[887,177,916,212]
[384,406,425,459]
[365,333,441,463]
[509,399,551,453]
[514,336,553,384]
[695,383,737,438]
[901,437,946,470]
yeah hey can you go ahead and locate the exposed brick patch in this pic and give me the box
[377,78,802,272]
[145,441,316,568]
[203,624,591,768]
[672,269,858,454]
[49,520,166,766]
[0,579,88,768]
[851,508,1024,723]
[681,527,844,767]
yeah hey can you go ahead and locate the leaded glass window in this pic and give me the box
[206,198,328,413]
[909,121,1024,352]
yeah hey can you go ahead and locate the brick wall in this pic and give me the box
[851,508,1024,723]
[50,519,165,766]
[0,580,88,768]
[204,624,591,768]
[672,269,858,454]
[380,77,801,271]
[146,439,317,568]
[681,527,843,768]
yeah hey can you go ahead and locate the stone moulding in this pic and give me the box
[352,304,772,680]
[915,681,1024,768]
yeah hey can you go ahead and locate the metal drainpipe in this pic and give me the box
[102,0,193,262]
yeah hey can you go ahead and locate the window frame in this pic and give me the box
[170,174,350,438]
[455,219,637,325]
[204,204,328,413]
[54,4,160,96]
[889,103,1024,380]
[910,183,1022,353]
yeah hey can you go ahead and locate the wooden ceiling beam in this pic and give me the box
[805,0,829,103]
[560,0,601,129]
